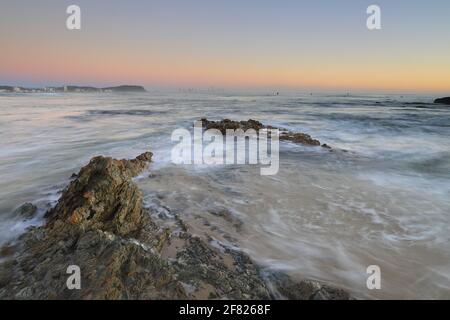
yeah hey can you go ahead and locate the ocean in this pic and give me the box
[0,91,449,299]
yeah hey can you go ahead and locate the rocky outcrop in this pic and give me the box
[0,152,350,300]
[0,152,184,299]
[201,118,266,134]
[434,97,450,105]
[201,118,328,148]
[44,152,154,237]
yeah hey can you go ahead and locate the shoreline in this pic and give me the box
[0,139,352,299]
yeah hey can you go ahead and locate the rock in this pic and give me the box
[201,118,329,148]
[269,273,351,300]
[13,203,37,220]
[0,151,350,300]
[0,244,16,258]
[0,152,185,299]
[44,152,154,237]
[201,118,265,134]
[208,208,243,230]
[434,97,450,105]
[279,132,321,146]
[0,153,257,299]
[0,261,14,287]
[171,235,269,299]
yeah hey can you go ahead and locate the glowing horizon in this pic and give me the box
[1,0,450,93]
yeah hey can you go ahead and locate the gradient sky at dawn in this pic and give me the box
[1,0,450,93]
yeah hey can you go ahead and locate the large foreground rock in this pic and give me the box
[0,152,350,300]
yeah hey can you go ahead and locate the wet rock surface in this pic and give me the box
[201,118,328,148]
[434,97,450,105]
[279,132,321,146]
[0,152,350,300]
[269,273,352,300]
[201,118,266,134]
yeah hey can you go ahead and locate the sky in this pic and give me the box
[1,0,450,93]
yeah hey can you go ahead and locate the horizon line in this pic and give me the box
[1,82,449,96]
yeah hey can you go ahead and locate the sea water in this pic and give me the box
[0,91,449,299]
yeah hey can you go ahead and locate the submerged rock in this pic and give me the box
[13,203,38,220]
[0,152,349,300]
[201,118,328,148]
[434,97,450,105]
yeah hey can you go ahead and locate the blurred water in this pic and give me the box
[0,91,449,299]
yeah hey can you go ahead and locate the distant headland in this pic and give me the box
[0,85,146,93]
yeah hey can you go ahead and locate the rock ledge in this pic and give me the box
[0,152,350,300]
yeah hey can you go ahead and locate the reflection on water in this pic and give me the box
[0,92,449,299]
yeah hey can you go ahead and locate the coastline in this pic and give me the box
[0,147,351,300]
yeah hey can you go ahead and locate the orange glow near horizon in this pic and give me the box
[1,9,449,94]
[3,48,450,93]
